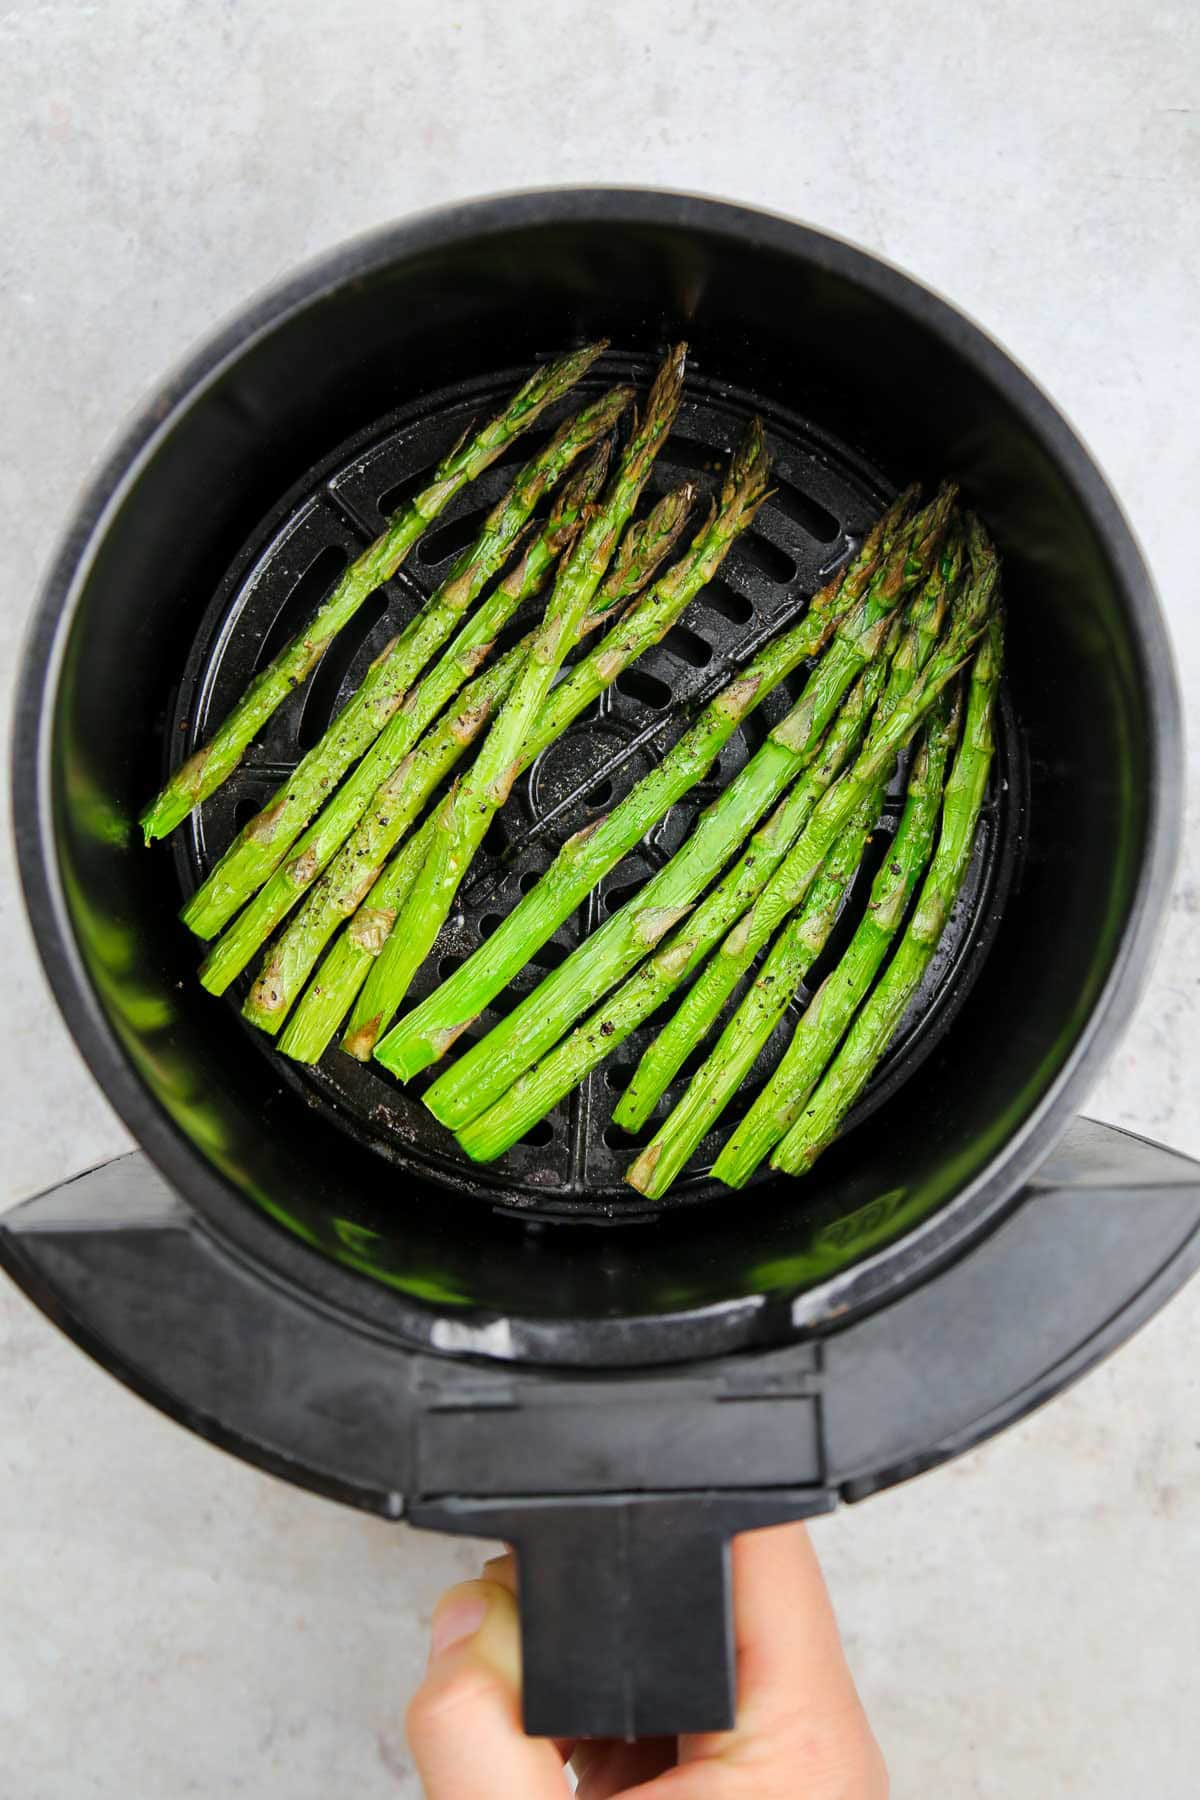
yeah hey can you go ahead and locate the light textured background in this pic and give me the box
[2,2,1198,1795]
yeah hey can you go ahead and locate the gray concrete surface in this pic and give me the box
[1,1,1198,1794]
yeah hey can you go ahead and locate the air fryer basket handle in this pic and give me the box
[408,1490,835,1739]
[6,1124,1200,1740]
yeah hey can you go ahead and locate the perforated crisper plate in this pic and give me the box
[169,350,1020,1222]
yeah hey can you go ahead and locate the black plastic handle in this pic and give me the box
[408,1489,834,1738]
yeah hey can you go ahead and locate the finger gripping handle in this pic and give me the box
[409,1489,833,1739]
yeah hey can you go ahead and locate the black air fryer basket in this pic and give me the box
[8,190,1199,1739]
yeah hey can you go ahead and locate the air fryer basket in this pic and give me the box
[171,353,1021,1220]
[9,191,1194,1737]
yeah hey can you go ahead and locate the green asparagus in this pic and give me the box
[771,609,1003,1176]
[276,831,430,1063]
[181,386,631,938]
[453,657,892,1161]
[624,799,881,1195]
[340,422,774,1062]
[425,633,908,1135]
[639,695,958,1197]
[378,482,934,1089]
[308,346,689,1043]
[196,447,614,997]
[414,494,951,1124]
[141,341,608,841]
[280,446,765,1069]
[613,529,963,1131]
[249,479,697,1035]
[429,525,991,1133]
[288,476,724,1067]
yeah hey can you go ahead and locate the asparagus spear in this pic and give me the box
[771,609,1003,1176]
[279,440,768,1067]
[276,829,431,1063]
[425,527,991,1132]
[452,658,891,1161]
[412,493,951,1121]
[638,694,958,1197]
[424,624,907,1136]
[247,479,697,1035]
[196,450,613,997]
[621,802,880,1194]
[340,422,774,1062]
[313,345,689,1043]
[613,530,963,1131]
[140,342,608,841]
[181,387,632,938]
[711,694,958,1189]
[378,481,934,1087]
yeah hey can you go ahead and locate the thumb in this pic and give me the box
[405,1578,568,1799]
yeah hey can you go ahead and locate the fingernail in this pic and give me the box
[430,1593,489,1660]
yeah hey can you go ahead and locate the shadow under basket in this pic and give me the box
[8,190,1198,1740]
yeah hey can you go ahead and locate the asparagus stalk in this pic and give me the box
[638,694,959,1197]
[771,609,1003,1176]
[622,799,880,1195]
[181,387,632,938]
[311,345,689,1043]
[613,530,963,1131]
[248,478,697,1036]
[711,693,958,1189]
[279,452,763,1069]
[583,480,698,620]
[377,481,934,1088]
[425,624,908,1137]
[276,829,431,1063]
[280,478,712,1065]
[452,657,891,1161]
[427,526,991,1132]
[415,494,952,1124]
[196,450,612,997]
[340,422,774,1062]
[140,342,608,841]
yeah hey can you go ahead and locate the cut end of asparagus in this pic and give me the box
[709,1160,754,1191]
[197,944,235,996]
[769,1140,819,1177]
[609,1095,641,1133]
[341,1016,383,1061]
[374,1029,431,1083]
[242,958,290,1033]
[421,1077,466,1127]
[277,1001,335,1063]
[624,1141,662,1196]
[243,1002,287,1037]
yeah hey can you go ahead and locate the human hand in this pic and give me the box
[406,1520,887,1797]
